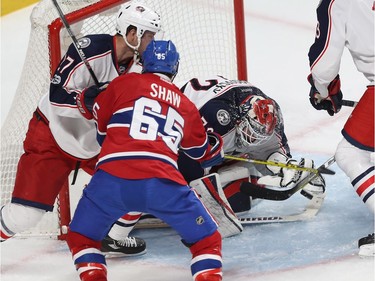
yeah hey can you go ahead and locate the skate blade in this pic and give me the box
[103,249,147,259]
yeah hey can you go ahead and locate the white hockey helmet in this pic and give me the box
[116,2,161,41]
[236,95,277,147]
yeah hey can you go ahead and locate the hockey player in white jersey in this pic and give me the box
[307,0,374,256]
[178,75,326,213]
[0,2,162,256]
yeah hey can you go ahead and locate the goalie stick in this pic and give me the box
[240,156,336,201]
[238,194,324,224]
[136,194,324,228]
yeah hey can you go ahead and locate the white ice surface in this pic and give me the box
[1,1,374,280]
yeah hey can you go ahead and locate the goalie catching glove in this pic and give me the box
[258,152,325,197]
[76,82,109,119]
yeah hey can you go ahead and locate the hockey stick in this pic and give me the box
[240,156,336,201]
[136,194,324,228]
[239,194,324,224]
[51,0,100,86]
[224,154,335,175]
[342,99,358,107]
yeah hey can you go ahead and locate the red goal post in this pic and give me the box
[0,0,247,240]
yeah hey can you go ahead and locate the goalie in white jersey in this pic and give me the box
[178,75,326,213]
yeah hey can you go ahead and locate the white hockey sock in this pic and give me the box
[107,212,142,240]
[1,203,44,238]
[336,138,375,215]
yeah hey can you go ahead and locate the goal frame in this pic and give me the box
[50,0,247,240]
[3,0,247,240]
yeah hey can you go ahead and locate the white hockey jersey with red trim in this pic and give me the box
[37,34,141,159]
[308,0,375,97]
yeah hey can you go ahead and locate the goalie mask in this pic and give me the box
[236,95,277,147]
[116,2,162,52]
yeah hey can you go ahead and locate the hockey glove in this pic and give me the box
[301,172,326,198]
[257,152,313,188]
[76,82,109,119]
[308,74,343,116]
[201,132,224,169]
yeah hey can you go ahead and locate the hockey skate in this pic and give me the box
[358,233,374,257]
[100,235,146,257]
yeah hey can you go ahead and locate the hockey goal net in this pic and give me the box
[0,0,247,239]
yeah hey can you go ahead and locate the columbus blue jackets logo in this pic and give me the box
[77,37,91,48]
[216,109,231,126]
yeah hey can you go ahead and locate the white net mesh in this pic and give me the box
[0,0,243,237]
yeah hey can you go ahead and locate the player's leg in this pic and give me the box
[217,161,282,214]
[145,178,222,281]
[100,212,146,257]
[67,170,129,281]
[0,204,45,241]
[67,231,107,281]
[335,86,374,256]
[81,158,146,257]
[336,138,374,256]
[217,162,255,214]
[1,113,74,241]
[336,139,374,212]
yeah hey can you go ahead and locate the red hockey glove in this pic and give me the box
[308,74,343,116]
[76,82,109,119]
[201,132,224,169]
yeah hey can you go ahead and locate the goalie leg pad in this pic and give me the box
[217,164,250,186]
[217,162,263,213]
[190,173,243,238]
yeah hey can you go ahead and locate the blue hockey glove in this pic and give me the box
[201,132,224,169]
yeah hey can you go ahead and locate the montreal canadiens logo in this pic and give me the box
[78,37,91,48]
[216,109,231,126]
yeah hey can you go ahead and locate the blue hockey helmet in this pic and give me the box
[142,40,180,78]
